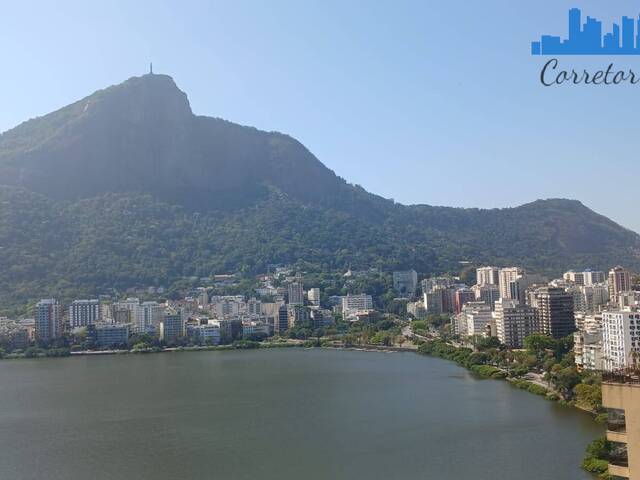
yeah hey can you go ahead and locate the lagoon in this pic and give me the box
[0,349,602,479]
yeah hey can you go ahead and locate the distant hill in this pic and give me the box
[0,74,638,309]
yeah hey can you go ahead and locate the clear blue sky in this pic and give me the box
[1,1,638,232]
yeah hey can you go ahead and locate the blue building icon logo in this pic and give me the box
[532,8,640,55]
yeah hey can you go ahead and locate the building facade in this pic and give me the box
[476,266,499,287]
[498,267,524,300]
[609,266,632,302]
[287,282,304,306]
[494,298,539,348]
[341,294,374,318]
[35,299,63,342]
[393,270,418,298]
[160,313,184,343]
[602,378,640,479]
[461,302,493,337]
[602,310,640,372]
[95,324,130,348]
[68,299,101,329]
[535,287,576,339]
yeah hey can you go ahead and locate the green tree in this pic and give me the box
[550,365,581,399]
[524,334,556,355]
[574,383,602,411]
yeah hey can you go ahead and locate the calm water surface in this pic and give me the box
[0,349,602,479]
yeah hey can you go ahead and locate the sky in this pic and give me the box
[1,1,638,232]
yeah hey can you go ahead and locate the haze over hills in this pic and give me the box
[0,73,638,308]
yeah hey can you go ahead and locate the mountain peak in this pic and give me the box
[88,73,193,120]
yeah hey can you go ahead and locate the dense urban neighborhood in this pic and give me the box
[2,264,638,372]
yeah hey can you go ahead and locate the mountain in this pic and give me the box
[0,74,638,309]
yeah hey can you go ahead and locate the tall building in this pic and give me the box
[454,288,476,314]
[341,294,374,318]
[498,267,524,300]
[618,291,640,310]
[580,284,610,313]
[287,305,310,328]
[421,276,454,294]
[440,286,458,314]
[212,298,241,318]
[574,312,604,371]
[247,298,262,317]
[472,284,500,311]
[609,266,632,301]
[68,299,101,328]
[535,287,575,339]
[139,302,164,334]
[112,298,141,325]
[307,288,321,307]
[35,299,63,342]
[476,266,499,286]
[287,282,304,306]
[602,310,640,372]
[494,299,539,348]
[159,312,184,343]
[602,375,640,479]
[196,288,209,307]
[423,289,443,315]
[393,270,418,298]
[509,274,546,305]
[461,302,493,337]
[583,269,606,286]
[274,303,289,334]
[310,308,332,329]
[563,270,585,285]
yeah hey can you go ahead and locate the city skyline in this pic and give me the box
[533,8,640,55]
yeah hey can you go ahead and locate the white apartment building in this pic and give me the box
[341,294,374,318]
[139,302,164,334]
[68,299,101,329]
[582,270,606,286]
[112,298,143,326]
[307,288,321,307]
[494,298,539,348]
[618,291,640,309]
[582,284,609,313]
[498,267,524,300]
[461,302,493,337]
[476,266,499,286]
[564,270,585,285]
[602,310,640,372]
[574,331,603,371]
[211,299,241,319]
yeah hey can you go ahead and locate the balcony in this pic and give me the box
[608,441,629,477]
[607,462,630,479]
[607,408,627,434]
